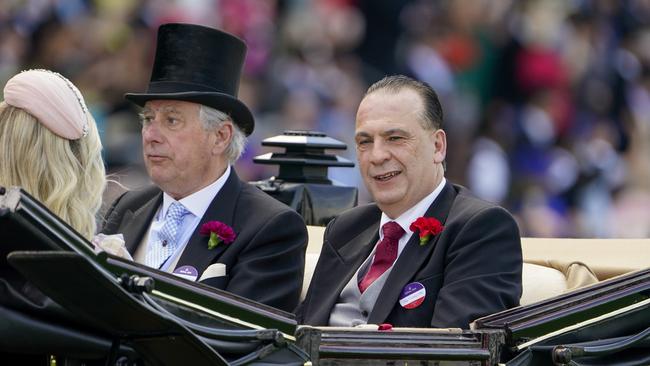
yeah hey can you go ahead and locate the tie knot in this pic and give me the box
[382,221,404,241]
[167,202,189,221]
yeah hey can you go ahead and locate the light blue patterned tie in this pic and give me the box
[145,202,190,269]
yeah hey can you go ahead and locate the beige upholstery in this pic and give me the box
[303,226,326,301]
[520,261,598,305]
[303,226,650,305]
[520,263,568,305]
[521,238,650,280]
[306,225,326,255]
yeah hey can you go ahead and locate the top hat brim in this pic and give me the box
[125,91,254,136]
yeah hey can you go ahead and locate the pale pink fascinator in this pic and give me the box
[3,69,89,140]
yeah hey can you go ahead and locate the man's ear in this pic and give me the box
[211,122,233,155]
[432,129,446,164]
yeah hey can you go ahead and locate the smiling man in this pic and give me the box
[298,75,522,328]
[102,23,307,312]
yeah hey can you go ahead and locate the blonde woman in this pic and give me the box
[0,69,106,239]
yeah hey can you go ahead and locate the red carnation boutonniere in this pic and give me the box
[409,217,444,246]
[200,221,236,249]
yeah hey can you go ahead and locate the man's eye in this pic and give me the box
[357,140,371,147]
[388,136,403,141]
[167,117,179,125]
[140,116,153,125]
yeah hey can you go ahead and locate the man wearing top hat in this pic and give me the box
[102,23,308,312]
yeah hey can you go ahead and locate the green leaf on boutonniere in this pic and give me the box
[419,234,431,246]
[410,216,444,246]
[201,220,236,250]
[208,232,222,249]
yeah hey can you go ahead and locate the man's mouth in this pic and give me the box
[373,171,401,181]
[146,154,168,162]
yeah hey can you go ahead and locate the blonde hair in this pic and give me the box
[0,102,106,239]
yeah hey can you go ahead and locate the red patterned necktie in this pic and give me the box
[359,221,405,293]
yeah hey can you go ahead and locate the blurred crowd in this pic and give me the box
[1,0,650,238]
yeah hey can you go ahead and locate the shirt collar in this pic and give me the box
[160,165,231,219]
[380,177,447,236]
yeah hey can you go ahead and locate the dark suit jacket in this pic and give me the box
[102,169,308,312]
[298,181,522,328]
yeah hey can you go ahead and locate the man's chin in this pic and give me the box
[371,192,403,209]
[147,171,172,188]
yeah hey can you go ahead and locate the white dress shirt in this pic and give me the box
[368,177,447,267]
[135,166,231,271]
[328,177,448,327]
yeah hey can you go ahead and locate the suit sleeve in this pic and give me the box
[431,206,522,328]
[100,191,128,234]
[223,209,308,312]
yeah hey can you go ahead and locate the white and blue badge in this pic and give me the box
[399,282,426,309]
[173,265,198,282]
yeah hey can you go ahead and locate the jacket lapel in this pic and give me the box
[368,181,457,324]
[337,222,380,265]
[309,219,380,325]
[174,168,241,274]
[122,192,162,254]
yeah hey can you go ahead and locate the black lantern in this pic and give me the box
[251,130,358,226]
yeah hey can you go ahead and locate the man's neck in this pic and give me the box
[166,165,229,200]
[381,177,447,220]
[162,165,231,218]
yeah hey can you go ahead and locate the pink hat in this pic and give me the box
[3,69,89,140]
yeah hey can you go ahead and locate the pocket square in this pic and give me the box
[199,263,227,281]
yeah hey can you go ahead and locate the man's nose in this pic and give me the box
[369,140,391,164]
[142,120,162,144]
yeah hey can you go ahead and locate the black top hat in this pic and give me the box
[125,23,254,135]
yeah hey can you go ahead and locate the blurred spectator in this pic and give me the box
[2,0,650,238]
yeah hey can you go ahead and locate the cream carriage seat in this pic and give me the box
[303,226,650,306]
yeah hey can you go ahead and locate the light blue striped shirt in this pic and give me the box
[143,166,231,271]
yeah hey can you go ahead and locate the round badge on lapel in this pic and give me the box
[173,265,199,282]
[399,282,426,309]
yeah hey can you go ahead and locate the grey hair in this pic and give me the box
[199,104,247,163]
